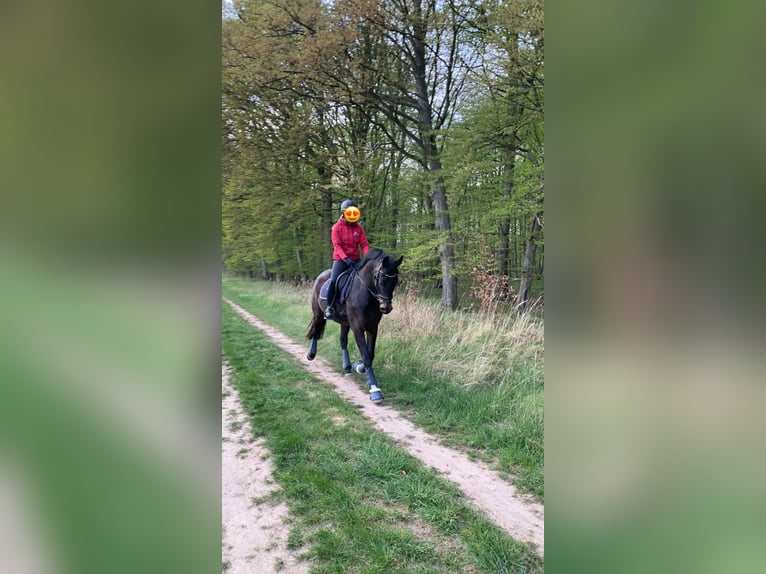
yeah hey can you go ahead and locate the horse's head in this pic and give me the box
[370,254,404,314]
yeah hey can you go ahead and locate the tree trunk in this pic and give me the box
[430,169,458,310]
[260,256,269,281]
[496,150,514,276]
[294,227,303,276]
[411,18,458,310]
[321,190,333,268]
[510,217,518,275]
[517,188,544,313]
[388,156,402,252]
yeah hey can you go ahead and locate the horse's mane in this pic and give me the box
[359,248,387,270]
[362,248,385,261]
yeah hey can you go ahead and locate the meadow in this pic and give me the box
[223,276,544,500]
[222,289,544,572]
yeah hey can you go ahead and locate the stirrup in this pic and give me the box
[324,306,334,319]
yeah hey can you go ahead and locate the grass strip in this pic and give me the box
[223,303,543,573]
[223,276,544,499]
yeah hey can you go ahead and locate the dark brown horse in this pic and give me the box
[306,248,403,402]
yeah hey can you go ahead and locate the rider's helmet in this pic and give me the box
[340,199,361,223]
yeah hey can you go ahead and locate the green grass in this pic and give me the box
[223,303,543,573]
[223,276,544,500]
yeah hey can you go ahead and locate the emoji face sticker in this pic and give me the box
[343,206,361,223]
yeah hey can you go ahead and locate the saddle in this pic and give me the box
[319,269,354,306]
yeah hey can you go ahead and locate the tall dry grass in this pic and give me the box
[384,285,544,388]
[225,276,544,388]
[223,275,545,497]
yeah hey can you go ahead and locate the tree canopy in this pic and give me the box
[223,0,543,310]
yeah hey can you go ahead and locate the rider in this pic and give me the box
[324,199,370,319]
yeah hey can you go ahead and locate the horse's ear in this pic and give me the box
[395,256,403,267]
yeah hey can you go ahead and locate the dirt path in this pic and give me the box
[222,362,310,574]
[225,299,544,557]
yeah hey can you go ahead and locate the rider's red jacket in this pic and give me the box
[331,217,370,261]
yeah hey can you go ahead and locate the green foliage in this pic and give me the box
[223,276,544,498]
[223,301,543,572]
[223,0,544,296]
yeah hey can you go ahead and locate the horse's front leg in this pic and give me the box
[351,326,383,402]
[340,324,352,374]
[366,324,379,365]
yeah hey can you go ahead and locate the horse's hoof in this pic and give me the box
[343,368,352,375]
[307,352,315,361]
[369,386,383,402]
[352,360,366,374]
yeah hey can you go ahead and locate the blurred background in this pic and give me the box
[548,0,766,572]
[1,0,765,572]
[0,1,220,573]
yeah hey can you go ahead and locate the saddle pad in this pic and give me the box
[319,278,331,300]
[319,270,352,302]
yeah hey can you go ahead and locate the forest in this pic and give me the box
[222,0,543,312]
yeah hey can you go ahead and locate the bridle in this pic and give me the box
[357,265,398,304]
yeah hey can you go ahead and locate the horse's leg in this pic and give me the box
[307,336,318,360]
[351,325,383,402]
[340,323,352,374]
[365,324,383,402]
[307,316,319,360]
[366,323,379,365]
[306,306,326,361]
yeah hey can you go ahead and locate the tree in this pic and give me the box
[221,0,544,312]
[222,0,340,272]
[331,0,483,309]
[469,0,544,311]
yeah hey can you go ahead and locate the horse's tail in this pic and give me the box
[306,316,326,340]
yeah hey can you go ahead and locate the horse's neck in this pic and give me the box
[352,269,374,301]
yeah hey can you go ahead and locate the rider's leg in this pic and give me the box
[324,259,347,319]
[324,281,336,318]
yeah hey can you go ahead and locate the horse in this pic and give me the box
[306,248,403,402]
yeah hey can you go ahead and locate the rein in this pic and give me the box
[356,266,398,303]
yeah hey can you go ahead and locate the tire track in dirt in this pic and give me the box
[225,299,544,557]
[222,362,309,574]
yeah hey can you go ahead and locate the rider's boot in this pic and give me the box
[324,283,335,319]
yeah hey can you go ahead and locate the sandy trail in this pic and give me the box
[222,362,309,574]
[225,299,544,557]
